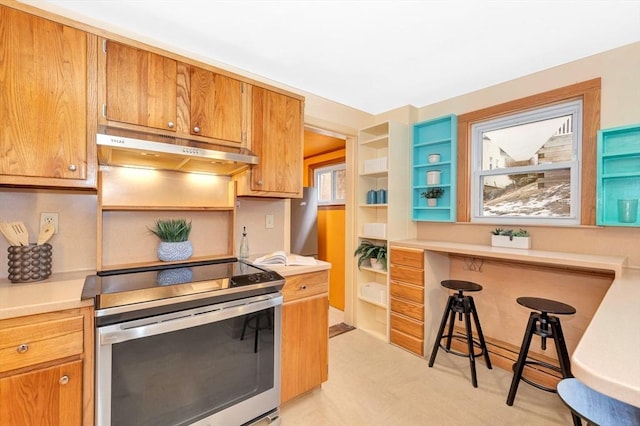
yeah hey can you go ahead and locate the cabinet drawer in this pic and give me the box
[390,281,424,304]
[390,297,424,322]
[389,264,424,286]
[390,248,424,269]
[390,313,424,339]
[282,270,329,302]
[390,329,424,356]
[0,316,84,373]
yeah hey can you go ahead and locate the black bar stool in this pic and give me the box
[506,297,577,409]
[428,279,492,388]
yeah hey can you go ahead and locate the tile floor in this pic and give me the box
[280,328,574,425]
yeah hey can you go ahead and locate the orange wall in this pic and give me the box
[318,206,345,310]
[305,148,346,310]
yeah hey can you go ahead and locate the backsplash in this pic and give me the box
[0,189,287,279]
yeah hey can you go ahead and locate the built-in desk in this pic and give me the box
[390,240,638,408]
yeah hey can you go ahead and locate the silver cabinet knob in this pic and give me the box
[300,285,307,290]
[257,180,263,186]
[167,121,175,129]
[17,343,29,354]
[59,375,69,385]
[193,126,201,134]
[68,164,77,172]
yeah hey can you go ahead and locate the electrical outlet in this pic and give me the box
[265,214,274,229]
[40,212,59,234]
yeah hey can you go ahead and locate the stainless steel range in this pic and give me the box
[83,258,284,426]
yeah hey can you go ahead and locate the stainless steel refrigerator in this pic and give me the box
[290,187,318,257]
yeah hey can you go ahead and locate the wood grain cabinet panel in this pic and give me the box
[245,86,303,197]
[0,6,95,188]
[189,67,244,144]
[281,271,329,404]
[282,270,329,302]
[0,308,92,426]
[389,247,425,356]
[103,40,177,131]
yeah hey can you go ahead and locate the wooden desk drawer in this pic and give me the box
[389,264,424,286]
[282,270,329,302]
[390,313,424,340]
[0,316,84,373]
[390,297,423,322]
[390,248,424,269]
[390,281,424,304]
[390,329,424,356]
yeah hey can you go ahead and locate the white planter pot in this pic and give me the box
[491,235,531,249]
[369,258,385,270]
[426,170,441,185]
[428,154,440,164]
[157,241,193,261]
[427,198,437,207]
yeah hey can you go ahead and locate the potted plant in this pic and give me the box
[491,228,531,249]
[354,240,387,270]
[421,187,445,207]
[149,218,193,261]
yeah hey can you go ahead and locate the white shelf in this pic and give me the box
[359,282,387,308]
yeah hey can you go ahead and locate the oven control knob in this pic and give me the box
[17,343,29,354]
[59,375,69,385]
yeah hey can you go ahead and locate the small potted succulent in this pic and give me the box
[149,218,193,261]
[421,187,445,207]
[354,240,387,270]
[491,228,531,249]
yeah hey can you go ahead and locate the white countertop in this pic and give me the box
[0,269,95,320]
[391,239,639,407]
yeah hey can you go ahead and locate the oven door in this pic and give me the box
[96,293,282,426]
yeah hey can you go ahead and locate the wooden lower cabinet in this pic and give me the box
[389,247,425,356]
[280,270,329,404]
[0,307,93,426]
[0,360,82,426]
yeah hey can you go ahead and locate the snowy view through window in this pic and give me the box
[481,115,574,218]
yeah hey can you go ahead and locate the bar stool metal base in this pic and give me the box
[506,297,580,425]
[428,280,492,388]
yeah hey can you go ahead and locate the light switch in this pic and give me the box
[265,214,274,229]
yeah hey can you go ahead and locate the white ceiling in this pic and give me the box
[27,0,640,115]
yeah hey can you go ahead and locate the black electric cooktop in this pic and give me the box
[82,258,284,312]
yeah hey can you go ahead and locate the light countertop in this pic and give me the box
[391,239,639,408]
[0,269,95,320]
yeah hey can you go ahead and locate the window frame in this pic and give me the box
[470,99,583,225]
[457,78,601,226]
[314,162,346,206]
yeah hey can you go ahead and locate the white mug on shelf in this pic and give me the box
[428,154,440,164]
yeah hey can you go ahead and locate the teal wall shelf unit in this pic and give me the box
[412,115,457,222]
[596,123,640,227]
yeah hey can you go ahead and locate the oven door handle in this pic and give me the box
[99,295,282,345]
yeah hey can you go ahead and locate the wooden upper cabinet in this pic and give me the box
[249,86,303,195]
[189,67,244,144]
[0,6,95,187]
[102,40,178,131]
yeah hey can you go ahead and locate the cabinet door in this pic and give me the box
[0,360,82,426]
[0,6,87,181]
[251,87,303,195]
[190,67,244,143]
[104,40,177,131]
[281,295,328,403]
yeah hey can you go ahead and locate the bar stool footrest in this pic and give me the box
[439,333,487,358]
[514,360,562,393]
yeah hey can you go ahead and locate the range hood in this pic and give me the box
[97,127,258,175]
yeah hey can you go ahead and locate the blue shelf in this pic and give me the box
[412,115,457,222]
[596,123,640,227]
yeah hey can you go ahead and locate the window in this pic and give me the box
[471,100,582,225]
[315,163,346,205]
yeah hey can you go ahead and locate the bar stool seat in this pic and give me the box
[507,297,577,410]
[558,378,640,426]
[428,280,492,388]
